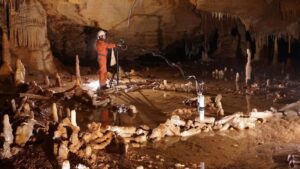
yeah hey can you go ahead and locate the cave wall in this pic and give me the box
[0,0,299,73]
[41,0,202,62]
[0,0,57,74]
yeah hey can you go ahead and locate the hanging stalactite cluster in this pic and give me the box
[1,0,47,49]
[9,0,47,49]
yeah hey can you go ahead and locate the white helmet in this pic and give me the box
[97,30,106,39]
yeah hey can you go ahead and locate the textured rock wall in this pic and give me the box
[1,0,300,72]
[0,0,57,74]
[41,0,202,61]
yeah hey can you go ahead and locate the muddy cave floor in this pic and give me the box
[1,60,300,169]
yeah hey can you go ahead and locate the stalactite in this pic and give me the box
[9,0,47,49]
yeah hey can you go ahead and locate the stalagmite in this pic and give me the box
[245,49,252,86]
[235,72,240,91]
[62,160,71,169]
[1,114,14,159]
[14,58,26,85]
[215,94,224,116]
[55,73,62,87]
[75,55,82,86]
[71,110,77,126]
[273,37,278,65]
[11,99,16,113]
[45,75,50,87]
[266,79,270,88]
[52,103,58,123]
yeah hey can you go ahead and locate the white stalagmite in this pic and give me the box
[14,58,26,85]
[52,103,59,123]
[71,110,77,126]
[266,79,270,88]
[1,114,14,159]
[235,72,240,91]
[273,37,278,65]
[75,55,82,86]
[245,49,252,86]
[62,160,70,169]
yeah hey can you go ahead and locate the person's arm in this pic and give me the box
[105,42,116,49]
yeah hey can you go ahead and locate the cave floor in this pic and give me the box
[1,62,300,169]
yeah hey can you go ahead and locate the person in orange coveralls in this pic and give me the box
[96,30,116,90]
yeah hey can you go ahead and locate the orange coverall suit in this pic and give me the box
[96,40,116,87]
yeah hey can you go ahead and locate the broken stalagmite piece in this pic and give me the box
[15,118,35,147]
[250,111,273,119]
[1,115,14,159]
[15,58,26,86]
